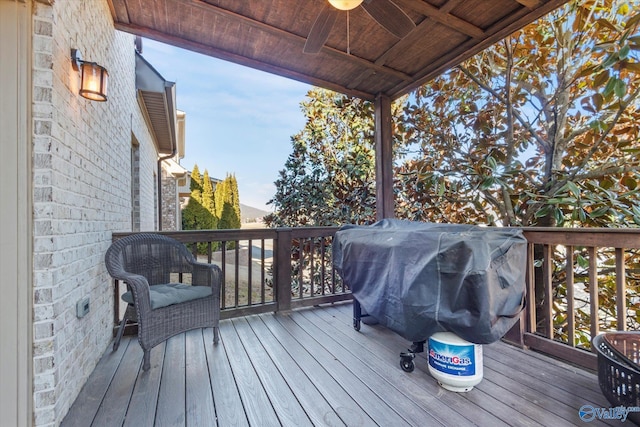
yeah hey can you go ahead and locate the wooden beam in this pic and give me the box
[190,0,413,82]
[374,94,394,220]
[113,22,376,99]
[439,0,465,14]
[390,0,571,98]
[394,0,485,39]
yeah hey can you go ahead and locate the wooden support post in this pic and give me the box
[374,93,394,220]
[275,228,293,312]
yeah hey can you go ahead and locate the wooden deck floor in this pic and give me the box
[61,302,617,427]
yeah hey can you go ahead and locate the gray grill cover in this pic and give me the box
[333,219,527,344]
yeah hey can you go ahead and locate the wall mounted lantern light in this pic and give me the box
[70,48,108,102]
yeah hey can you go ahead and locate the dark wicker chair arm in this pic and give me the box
[191,262,222,294]
[117,273,152,314]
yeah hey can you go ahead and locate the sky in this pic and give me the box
[140,38,312,211]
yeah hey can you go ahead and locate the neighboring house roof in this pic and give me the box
[135,51,177,155]
[176,110,186,160]
[163,158,188,177]
[178,172,223,198]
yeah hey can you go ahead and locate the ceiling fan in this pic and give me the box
[303,0,415,54]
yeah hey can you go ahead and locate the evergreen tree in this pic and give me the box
[202,169,218,229]
[181,165,216,253]
[265,89,378,227]
[229,174,241,228]
[190,164,203,194]
[216,173,241,229]
[214,178,226,223]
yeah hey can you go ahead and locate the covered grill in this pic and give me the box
[333,219,527,345]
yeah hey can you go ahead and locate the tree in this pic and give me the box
[190,164,203,193]
[182,164,216,253]
[266,89,383,227]
[202,169,218,230]
[397,0,640,227]
[215,173,241,230]
[228,174,241,228]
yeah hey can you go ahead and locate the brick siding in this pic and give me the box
[31,0,161,425]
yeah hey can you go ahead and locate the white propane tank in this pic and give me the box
[428,332,483,392]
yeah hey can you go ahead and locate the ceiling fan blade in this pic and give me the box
[304,6,339,54]
[362,0,415,39]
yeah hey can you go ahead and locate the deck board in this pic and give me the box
[123,341,165,427]
[291,308,446,426]
[231,317,314,427]
[61,302,617,427]
[60,336,130,427]
[185,329,216,427]
[91,339,142,426]
[202,328,249,427]
[220,319,282,426]
[260,313,375,426]
[309,306,511,427]
[156,334,186,427]
[242,316,346,427]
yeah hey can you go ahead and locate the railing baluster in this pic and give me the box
[566,246,575,347]
[543,244,554,339]
[588,246,598,342]
[235,241,240,307]
[310,238,315,297]
[526,243,536,334]
[321,237,326,295]
[247,239,253,306]
[298,239,304,299]
[615,247,626,331]
[221,241,227,309]
[261,238,266,304]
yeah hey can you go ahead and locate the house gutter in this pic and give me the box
[156,80,177,231]
[135,51,178,231]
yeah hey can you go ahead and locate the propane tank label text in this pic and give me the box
[428,339,476,376]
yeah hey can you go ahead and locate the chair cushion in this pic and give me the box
[121,283,213,309]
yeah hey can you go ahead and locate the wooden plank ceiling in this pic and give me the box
[108,0,570,101]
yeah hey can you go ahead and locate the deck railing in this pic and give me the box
[112,226,345,324]
[515,227,640,370]
[112,226,640,371]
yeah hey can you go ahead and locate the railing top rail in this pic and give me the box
[113,225,640,248]
[113,226,343,242]
[113,228,279,242]
[520,227,640,248]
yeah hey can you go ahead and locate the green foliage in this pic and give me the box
[216,173,241,229]
[266,89,381,227]
[182,164,217,253]
[190,164,203,193]
[397,0,640,227]
[202,170,218,230]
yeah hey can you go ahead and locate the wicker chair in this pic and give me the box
[105,233,222,371]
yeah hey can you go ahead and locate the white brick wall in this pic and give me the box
[31,1,161,425]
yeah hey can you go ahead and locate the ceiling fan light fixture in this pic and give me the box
[328,0,363,11]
